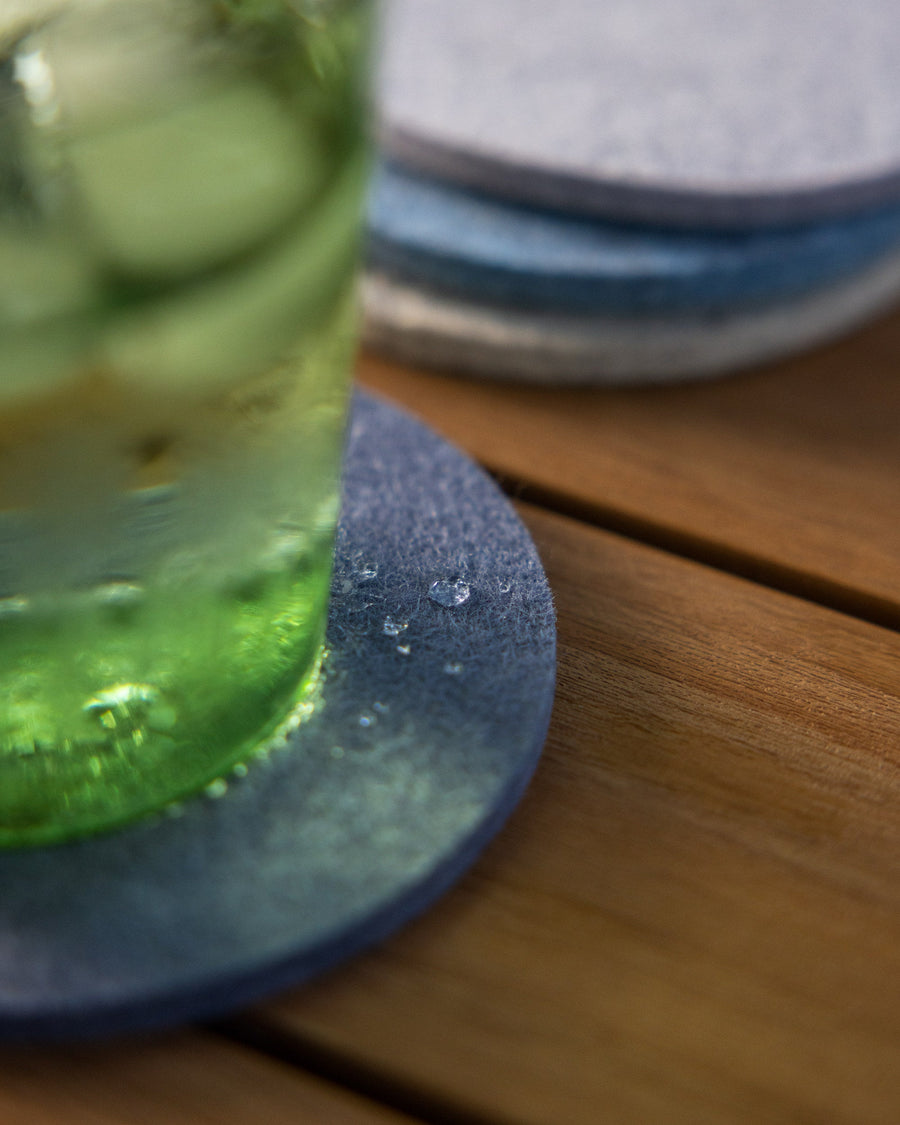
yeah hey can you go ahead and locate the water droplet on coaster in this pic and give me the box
[205,778,228,799]
[357,563,378,581]
[428,577,471,607]
[359,712,376,728]
[382,616,408,637]
[396,643,411,655]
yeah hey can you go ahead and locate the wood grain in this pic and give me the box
[0,1032,418,1125]
[357,307,900,624]
[244,505,900,1125]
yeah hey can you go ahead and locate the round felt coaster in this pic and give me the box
[367,162,900,315]
[378,0,900,227]
[363,248,900,384]
[0,391,556,1043]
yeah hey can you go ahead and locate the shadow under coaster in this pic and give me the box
[377,0,900,228]
[0,390,556,1043]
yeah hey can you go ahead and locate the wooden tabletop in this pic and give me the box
[5,307,900,1123]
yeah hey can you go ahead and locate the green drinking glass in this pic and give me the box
[0,0,374,846]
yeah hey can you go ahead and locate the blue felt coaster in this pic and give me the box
[363,250,900,385]
[378,0,900,227]
[367,162,900,316]
[0,391,556,1043]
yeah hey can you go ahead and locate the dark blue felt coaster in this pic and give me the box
[0,390,556,1043]
[378,0,900,228]
[367,162,900,315]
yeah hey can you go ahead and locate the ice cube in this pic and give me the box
[0,2,66,51]
[101,150,366,392]
[67,79,326,278]
[21,0,220,132]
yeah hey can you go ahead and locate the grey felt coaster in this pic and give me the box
[363,248,900,384]
[378,0,900,227]
[0,391,555,1042]
[367,162,900,315]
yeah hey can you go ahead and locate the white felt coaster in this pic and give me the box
[378,0,900,227]
[362,248,900,385]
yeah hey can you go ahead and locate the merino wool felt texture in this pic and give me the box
[363,248,900,385]
[0,391,556,1042]
[367,163,900,315]
[378,0,900,228]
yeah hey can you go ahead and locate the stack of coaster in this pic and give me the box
[365,0,900,384]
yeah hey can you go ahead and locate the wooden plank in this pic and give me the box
[243,505,900,1125]
[0,1031,417,1125]
[357,308,900,623]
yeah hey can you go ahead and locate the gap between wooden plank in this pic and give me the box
[0,1030,421,1125]
[356,345,900,637]
[208,1018,505,1125]
[490,471,900,634]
